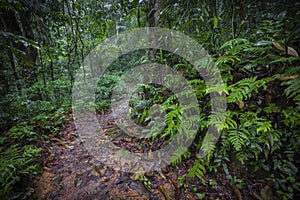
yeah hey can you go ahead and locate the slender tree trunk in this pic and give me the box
[145,0,166,60]
[0,7,38,88]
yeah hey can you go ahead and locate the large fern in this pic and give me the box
[161,102,182,138]
[0,144,41,197]
[227,76,277,103]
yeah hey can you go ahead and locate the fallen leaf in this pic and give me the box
[102,177,109,182]
[51,137,67,147]
[265,94,272,103]
[272,39,299,57]
[107,129,119,135]
[235,100,245,109]
[46,153,55,162]
[272,39,284,51]
[75,178,83,187]
[287,46,299,57]
[93,165,102,175]
[260,185,273,200]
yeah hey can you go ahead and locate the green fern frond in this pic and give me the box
[227,128,250,151]
[282,107,300,127]
[198,133,217,160]
[264,103,280,113]
[227,76,258,102]
[224,114,238,130]
[227,76,277,103]
[209,111,227,132]
[220,38,249,51]
[0,145,30,195]
[165,108,181,124]
[216,55,240,66]
[156,102,182,138]
[205,84,228,95]
[188,159,206,184]
[236,151,248,164]
[170,146,190,166]
[282,77,300,108]
[270,56,300,64]
[256,120,272,133]
[188,79,205,85]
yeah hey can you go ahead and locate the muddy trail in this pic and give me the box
[33,112,267,200]
[34,119,185,199]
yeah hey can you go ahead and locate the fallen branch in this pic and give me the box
[159,186,170,200]
[277,74,299,81]
[230,183,243,200]
[250,192,263,200]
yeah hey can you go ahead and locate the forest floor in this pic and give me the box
[33,112,272,200]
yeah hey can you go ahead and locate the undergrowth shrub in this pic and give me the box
[0,78,71,198]
[0,123,42,199]
[124,19,300,199]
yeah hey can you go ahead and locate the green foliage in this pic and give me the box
[139,175,152,190]
[0,145,41,198]
[227,76,277,103]
[95,72,121,111]
[126,26,299,198]
[170,146,190,166]
[0,123,42,198]
[162,102,181,139]
[188,159,206,184]
[8,123,38,142]
[281,76,300,109]
[1,0,300,199]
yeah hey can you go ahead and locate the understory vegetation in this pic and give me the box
[1,0,299,199]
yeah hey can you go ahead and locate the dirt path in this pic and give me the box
[34,117,184,200]
[34,112,239,200]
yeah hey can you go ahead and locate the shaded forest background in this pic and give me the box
[0,0,300,199]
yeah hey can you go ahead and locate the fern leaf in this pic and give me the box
[227,128,249,151]
[188,159,206,184]
[170,146,190,166]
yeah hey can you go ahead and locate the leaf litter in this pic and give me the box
[34,113,264,200]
